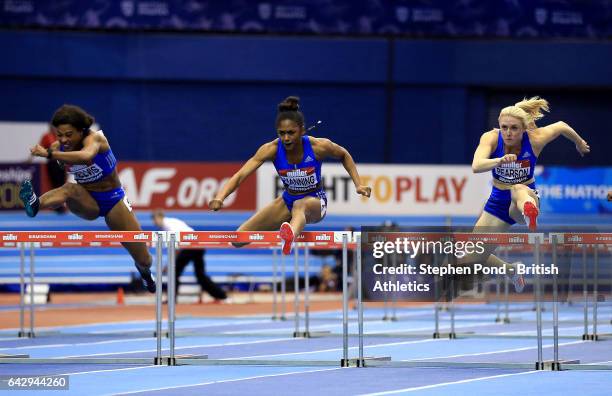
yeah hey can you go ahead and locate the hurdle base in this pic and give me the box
[448,332,457,339]
[294,330,331,338]
[293,331,331,338]
[0,354,30,358]
[494,317,501,323]
[18,331,35,338]
[536,359,580,371]
[503,317,511,324]
[171,354,208,366]
[433,332,440,339]
[341,356,392,367]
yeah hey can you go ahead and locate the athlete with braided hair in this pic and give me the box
[209,96,371,255]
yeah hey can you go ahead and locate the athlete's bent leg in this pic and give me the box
[105,198,155,293]
[20,181,99,220]
[234,196,291,248]
[280,197,323,255]
[470,211,525,292]
[510,184,539,231]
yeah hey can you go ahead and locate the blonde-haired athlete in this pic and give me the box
[471,96,590,291]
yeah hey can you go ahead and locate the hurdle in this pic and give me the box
[351,231,612,370]
[172,232,354,337]
[0,231,169,365]
[2,230,608,369]
[165,230,360,367]
[0,230,352,366]
[550,233,612,361]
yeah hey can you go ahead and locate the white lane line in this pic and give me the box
[358,370,541,396]
[0,319,158,332]
[63,337,296,358]
[1,337,294,357]
[233,338,441,359]
[89,319,273,334]
[587,360,612,365]
[224,320,495,335]
[494,325,598,335]
[104,367,344,396]
[62,365,164,376]
[0,337,155,351]
[0,318,273,336]
[402,340,585,361]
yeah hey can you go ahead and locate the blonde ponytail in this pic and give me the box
[515,96,549,122]
[499,96,550,129]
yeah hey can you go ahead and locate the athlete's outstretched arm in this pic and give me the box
[471,131,516,173]
[531,121,590,156]
[209,141,277,211]
[30,135,101,164]
[313,137,371,197]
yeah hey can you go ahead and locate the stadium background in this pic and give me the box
[0,2,611,395]
[0,1,610,221]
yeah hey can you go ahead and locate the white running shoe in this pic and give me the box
[509,262,525,293]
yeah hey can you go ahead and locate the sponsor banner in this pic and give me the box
[0,163,40,211]
[117,162,255,211]
[257,163,490,215]
[536,167,611,214]
[178,231,336,243]
[0,231,153,243]
[554,233,612,244]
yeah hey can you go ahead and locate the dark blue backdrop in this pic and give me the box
[2,1,610,39]
[1,30,610,165]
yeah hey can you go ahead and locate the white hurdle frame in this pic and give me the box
[0,231,165,365]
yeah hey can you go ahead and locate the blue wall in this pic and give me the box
[1,30,610,165]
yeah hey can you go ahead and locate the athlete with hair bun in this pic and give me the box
[209,96,371,255]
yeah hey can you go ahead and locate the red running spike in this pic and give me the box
[279,222,294,255]
[523,201,539,232]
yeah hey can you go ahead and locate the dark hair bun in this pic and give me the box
[85,115,94,128]
[278,96,300,112]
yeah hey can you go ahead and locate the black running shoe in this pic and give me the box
[135,263,156,293]
[19,179,39,217]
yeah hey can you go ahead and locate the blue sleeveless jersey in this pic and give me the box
[273,136,323,194]
[491,131,537,185]
[63,132,118,184]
